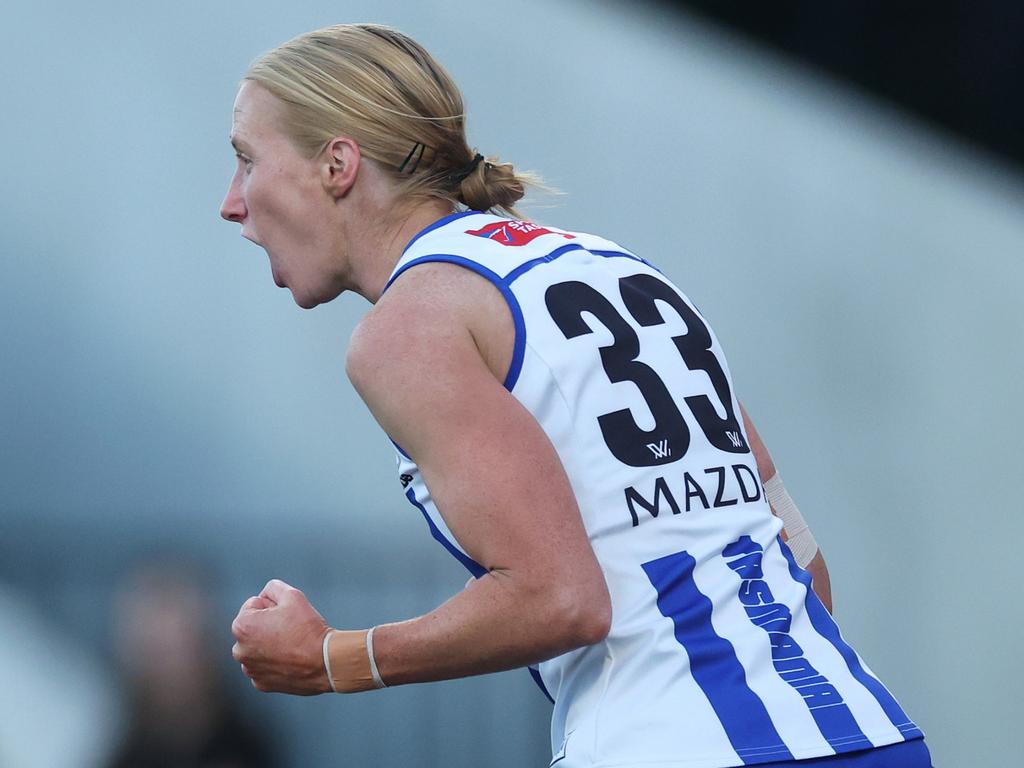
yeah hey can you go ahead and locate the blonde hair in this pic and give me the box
[244,23,536,217]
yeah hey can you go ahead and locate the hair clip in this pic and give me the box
[398,142,426,174]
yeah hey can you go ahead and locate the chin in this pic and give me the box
[290,281,345,310]
[291,291,323,310]
[291,285,342,310]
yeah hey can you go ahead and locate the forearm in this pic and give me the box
[331,570,609,688]
[741,404,832,611]
[770,482,832,613]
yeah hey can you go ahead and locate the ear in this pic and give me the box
[320,136,361,199]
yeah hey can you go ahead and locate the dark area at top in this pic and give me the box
[666,0,1024,174]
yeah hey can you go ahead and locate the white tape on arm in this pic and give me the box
[763,473,818,568]
[323,627,385,693]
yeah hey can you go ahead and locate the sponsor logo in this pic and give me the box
[624,463,763,527]
[466,219,574,246]
[646,439,671,459]
[723,536,849,712]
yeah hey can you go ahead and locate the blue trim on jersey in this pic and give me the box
[643,550,795,764]
[402,210,482,255]
[405,488,487,578]
[384,255,528,391]
[504,243,586,284]
[504,244,653,285]
[528,665,555,704]
[386,230,662,391]
[589,248,659,272]
[390,438,412,460]
[777,538,924,743]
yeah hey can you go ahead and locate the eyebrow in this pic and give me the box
[229,135,249,152]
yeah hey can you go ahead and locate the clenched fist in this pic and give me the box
[231,579,331,695]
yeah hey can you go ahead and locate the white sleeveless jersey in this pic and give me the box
[384,212,922,768]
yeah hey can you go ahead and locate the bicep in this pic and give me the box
[348,295,597,585]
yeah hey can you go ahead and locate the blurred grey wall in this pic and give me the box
[1,0,1020,766]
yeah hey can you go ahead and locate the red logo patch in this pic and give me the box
[465,220,574,246]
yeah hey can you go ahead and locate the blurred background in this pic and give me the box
[1,0,1021,766]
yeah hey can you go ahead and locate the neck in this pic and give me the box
[342,197,454,304]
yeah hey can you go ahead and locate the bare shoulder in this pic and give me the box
[346,261,513,394]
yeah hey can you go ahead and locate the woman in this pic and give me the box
[224,23,930,768]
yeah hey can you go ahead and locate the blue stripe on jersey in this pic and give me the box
[404,488,487,578]
[402,210,482,255]
[390,438,412,460]
[383,255,527,390]
[642,550,795,764]
[504,245,651,285]
[589,248,660,272]
[777,538,924,743]
[723,537,873,752]
[529,665,556,704]
[504,243,586,284]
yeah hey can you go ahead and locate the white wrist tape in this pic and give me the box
[763,473,818,569]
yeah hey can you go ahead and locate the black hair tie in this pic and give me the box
[448,153,484,185]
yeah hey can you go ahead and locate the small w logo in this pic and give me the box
[726,431,743,448]
[646,440,671,459]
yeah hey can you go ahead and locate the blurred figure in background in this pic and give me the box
[108,555,276,768]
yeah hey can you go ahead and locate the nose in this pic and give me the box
[220,176,247,223]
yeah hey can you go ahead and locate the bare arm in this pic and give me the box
[345,277,610,684]
[232,265,610,694]
[740,404,833,613]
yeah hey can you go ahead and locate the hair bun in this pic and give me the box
[459,156,526,212]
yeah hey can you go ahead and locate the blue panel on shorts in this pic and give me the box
[754,737,931,768]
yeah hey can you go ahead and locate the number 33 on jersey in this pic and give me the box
[387,212,923,768]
